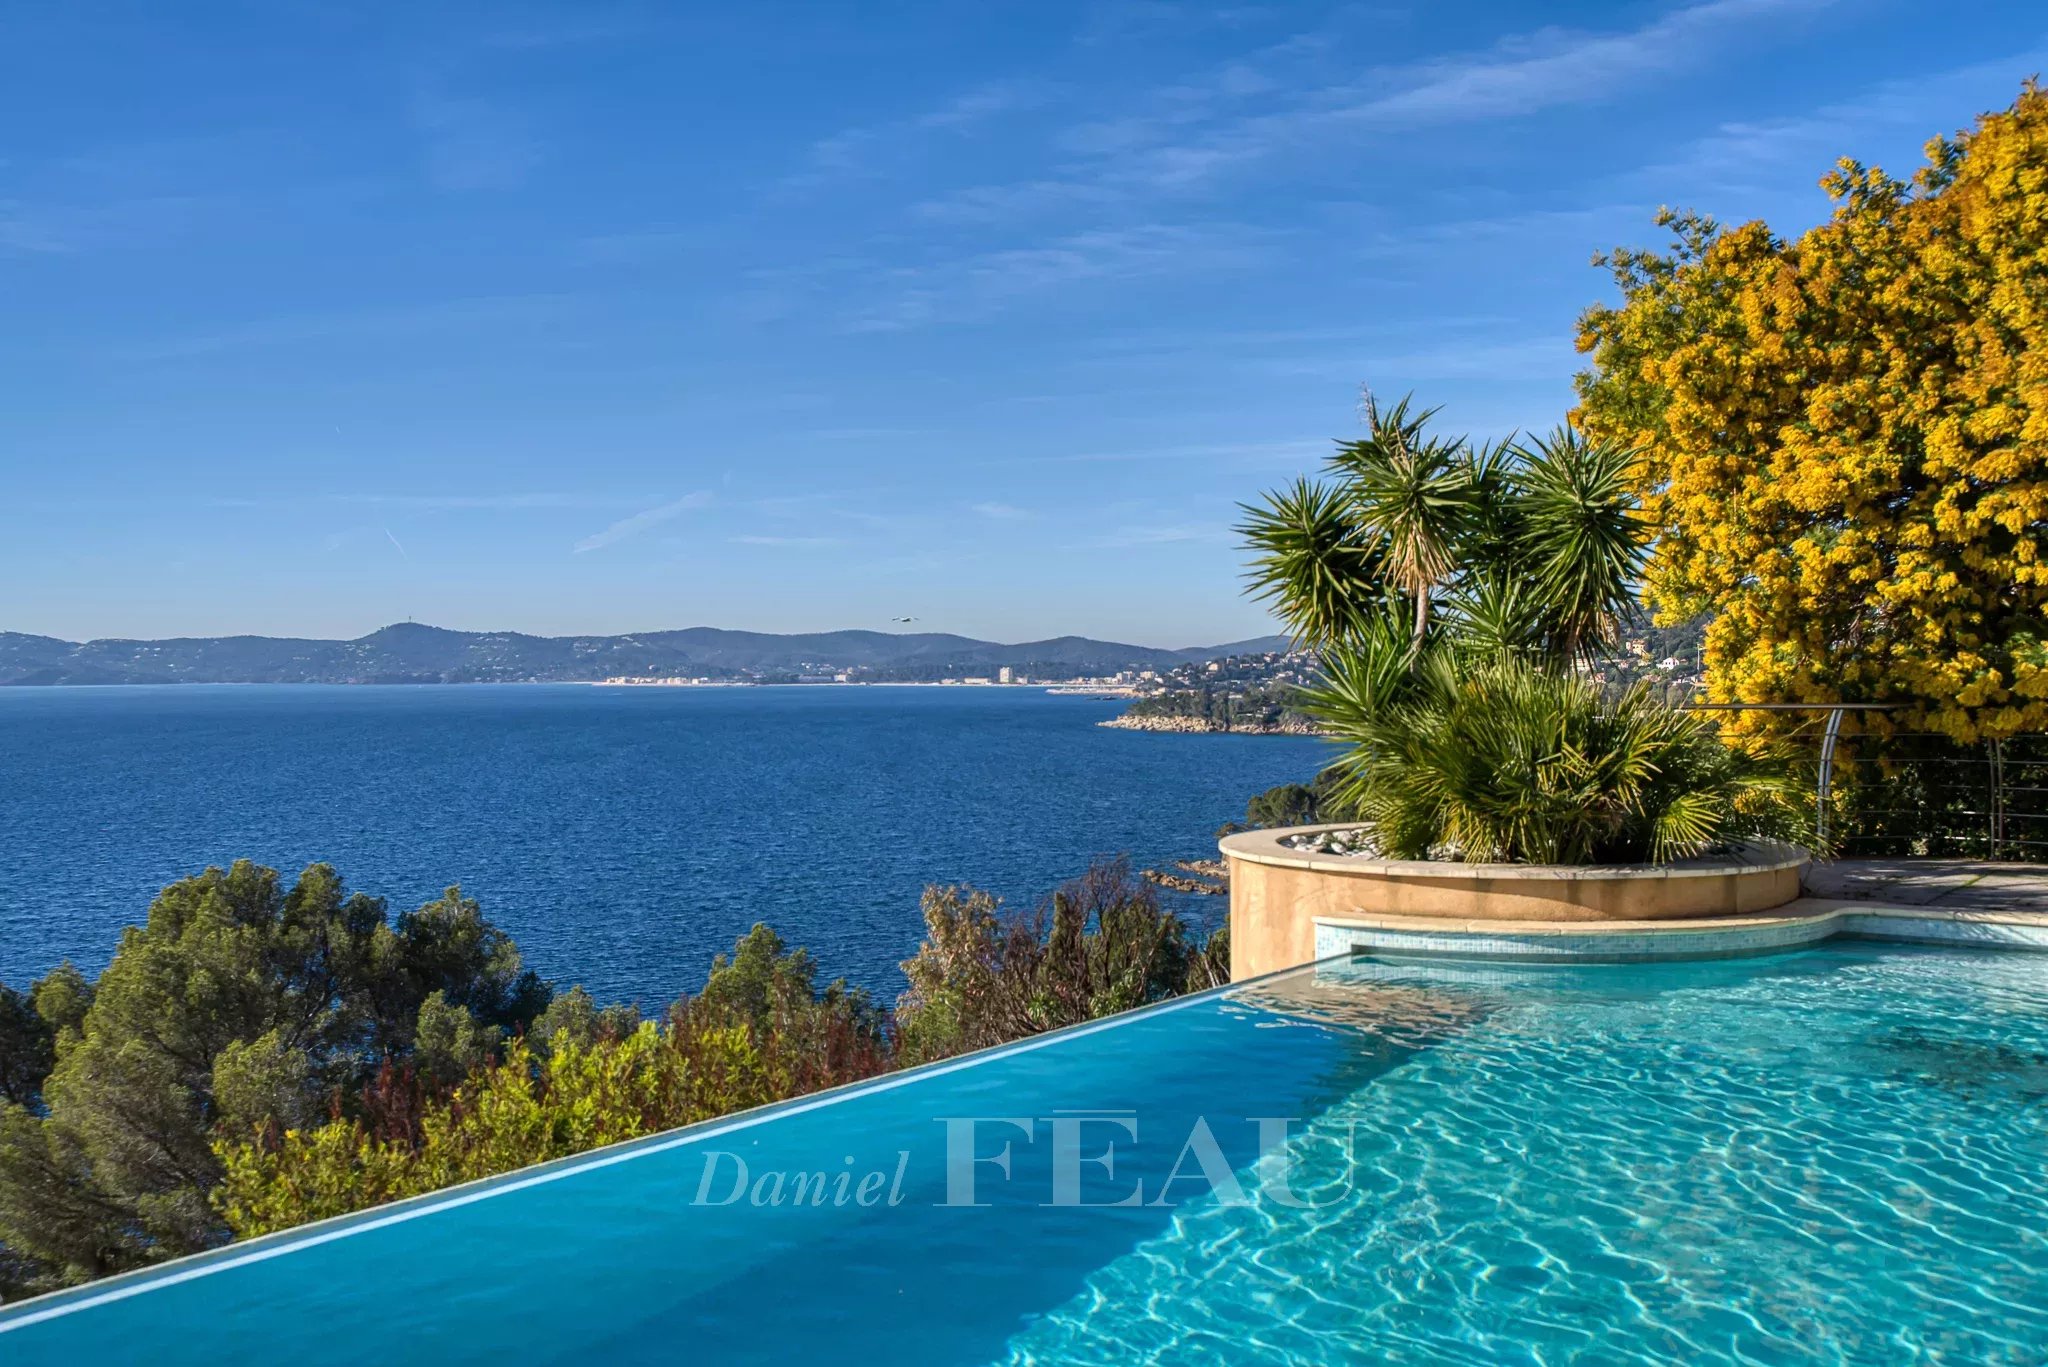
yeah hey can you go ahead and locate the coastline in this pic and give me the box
[1098,714,1326,737]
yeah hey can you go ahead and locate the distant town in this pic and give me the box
[605,645,1323,697]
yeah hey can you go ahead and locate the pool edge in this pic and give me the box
[1316,898,2048,962]
[0,953,1337,1332]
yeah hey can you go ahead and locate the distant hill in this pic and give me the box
[1177,634,1293,661]
[0,623,1295,686]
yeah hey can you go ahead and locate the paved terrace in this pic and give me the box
[1806,859,2048,918]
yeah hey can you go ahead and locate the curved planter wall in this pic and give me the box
[1219,826,1810,978]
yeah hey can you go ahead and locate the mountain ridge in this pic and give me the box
[0,624,1296,686]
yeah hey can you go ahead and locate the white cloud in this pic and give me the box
[573,492,714,553]
[970,501,1031,520]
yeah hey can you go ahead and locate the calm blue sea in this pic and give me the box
[0,684,1326,1004]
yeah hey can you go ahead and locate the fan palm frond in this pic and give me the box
[1334,661,1814,864]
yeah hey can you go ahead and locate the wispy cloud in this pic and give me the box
[0,194,216,256]
[1004,438,1326,467]
[481,13,662,49]
[1080,522,1235,550]
[930,0,1833,215]
[970,501,1032,520]
[574,227,709,264]
[782,80,1048,193]
[1253,336,1577,383]
[573,492,714,552]
[729,534,845,547]
[909,179,1125,225]
[411,88,546,192]
[1338,0,1833,127]
[1622,49,2048,194]
[805,426,926,441]
[116,294,577,360]
[845,222,1273,332]
[1074,2,1284,48]
[333,491,632,511]
[383,528,411,561]
[1353,205,1647,258]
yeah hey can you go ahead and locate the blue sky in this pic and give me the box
[4,1,2042,647]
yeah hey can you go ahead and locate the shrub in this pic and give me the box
[1322,656,1812,863]
[212,922,893,1240]
[895,857,1219,1066]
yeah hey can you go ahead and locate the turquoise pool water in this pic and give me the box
[3,941,2044,1364]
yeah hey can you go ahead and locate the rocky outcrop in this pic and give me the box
[1140,860,1230,895]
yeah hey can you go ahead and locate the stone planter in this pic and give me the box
[1219,825,1810,978]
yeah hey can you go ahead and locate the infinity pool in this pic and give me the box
[3,942,2044,1364]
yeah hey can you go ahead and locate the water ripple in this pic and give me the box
[1003,946,2048,1366]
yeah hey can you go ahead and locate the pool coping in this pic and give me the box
[0,956,1314,1334]
[1221,827,1811,882]
[1315,897,2048,961]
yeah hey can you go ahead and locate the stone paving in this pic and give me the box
[1805,859,2048,918]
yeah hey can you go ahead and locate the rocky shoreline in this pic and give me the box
[1140,859,1231,894]
[1099,713,1325,736]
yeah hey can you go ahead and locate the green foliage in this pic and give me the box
[1239,398,1644,666]
[1240,390,1809,865]
[213,924,893,1240]
[1511,426,1648,664]
[1233,770,1343,833]
[1124,682,1314,730]
[1236,477,1389,647]
[0,984,56,1111]
[1573,87,2048,742]
[411,991,502,1089]
[531,986,641,1054]
[0,862,548,1295]
[895,858,1217,1067]
[1320,656,1814,864]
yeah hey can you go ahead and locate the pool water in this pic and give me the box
[3,942,2044,1365]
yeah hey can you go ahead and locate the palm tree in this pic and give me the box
[1512,424,1647,665]
[1327,393,1473,648]
[1236,391,1810,863]
[1238,396,1643,666]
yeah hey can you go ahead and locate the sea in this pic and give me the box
[0,684,1327,1006]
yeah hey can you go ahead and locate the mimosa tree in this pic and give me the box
[1575,83,2048,742]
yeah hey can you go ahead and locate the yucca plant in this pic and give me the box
[1239,393,1813,864]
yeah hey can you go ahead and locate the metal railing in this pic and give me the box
[1691,703,2048,861]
